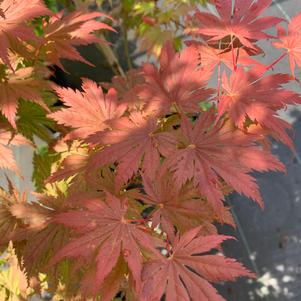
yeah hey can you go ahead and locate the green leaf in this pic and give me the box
[44,0,58,12]
[199,101,213,111]
[173,37,182,51]
[32,146,61,192]
[133,2,155,15]
[16,100,54,143]
[122,0,136,12]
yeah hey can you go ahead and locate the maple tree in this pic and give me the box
[0,0,300,300]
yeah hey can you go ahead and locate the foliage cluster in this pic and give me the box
[0,0,301,300]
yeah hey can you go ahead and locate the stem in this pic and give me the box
[217,62,221,101]
[123,23,133,69]
[265,52,287,71]
[217,39,222,102]
[96,34,125,77]
[231,35,237,71]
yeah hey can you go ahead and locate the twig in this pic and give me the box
[96,34,125,77]
[123,24,133,69]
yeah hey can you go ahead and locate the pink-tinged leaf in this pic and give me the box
[41,11,114,68]
[0,144,20,176]
[186,41,266,73]
[81,256,128,301]
[141,227,255,301]
[49,79,126,140]
[0,129,31,176]
[141,172,234,239]
[219,67,301,148]
[0,67,48,128]
[87,111,176,188]
[137,42,213,116]
[288,12,301,34]
[188,0,282,52]
[160,109,285,214]
[50,193,159,294]
[0,0,51,66]
[102,69,144,110]
[214,0,232,20]
[273,13,301,76]
[243,0,273,22]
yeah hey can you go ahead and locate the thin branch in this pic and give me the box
[96,34,125,77]
[123,24,133,69]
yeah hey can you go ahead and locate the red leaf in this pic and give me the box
[50,193,159,294]
[141,226,255,301]
[188,0,282,52]
[102,69,144,110]
[219,67,301,148]
[137,42,213,115]
[142,172,234,239]
[160,109,285,214]
[88,111,177,188]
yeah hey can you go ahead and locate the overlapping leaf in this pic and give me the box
[88,111,177,187]
[17,100,55,143]
[137,42,213,115]
[0,242,29,301]
[188,0,282,52]
[0,128,31,176]
[142,172,234,239]
[51,193,159,295]
[40,10,114,68]
[0,67,48,128]
[160,109,285,214]
[141,226,255,301]
[274,12,301,76]
[219,67,301,148]
[50,79,126,140]
[0,0,50,66]
[0,182,28,245]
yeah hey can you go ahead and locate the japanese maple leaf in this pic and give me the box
[141,172,234,240]
[101,69,144,110]
[219,67,301,148]
[50,193,158,294]
[161,108,285,215]
[273,12,301,77]
[0,67,48,128]
[47,152,89,184]
[0,181,29,245]
[1,241,29,300]
[49,79,126,140]
[80,256,131,300]
[137,42,213,116]
[9,191,75,274]
[188,0,282,52]
[40,10,114,69]
[0,129,31,176]
[0,0,50,66]
[141,226,255,301]
[88,111,177,188]
[186,41,265,74]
